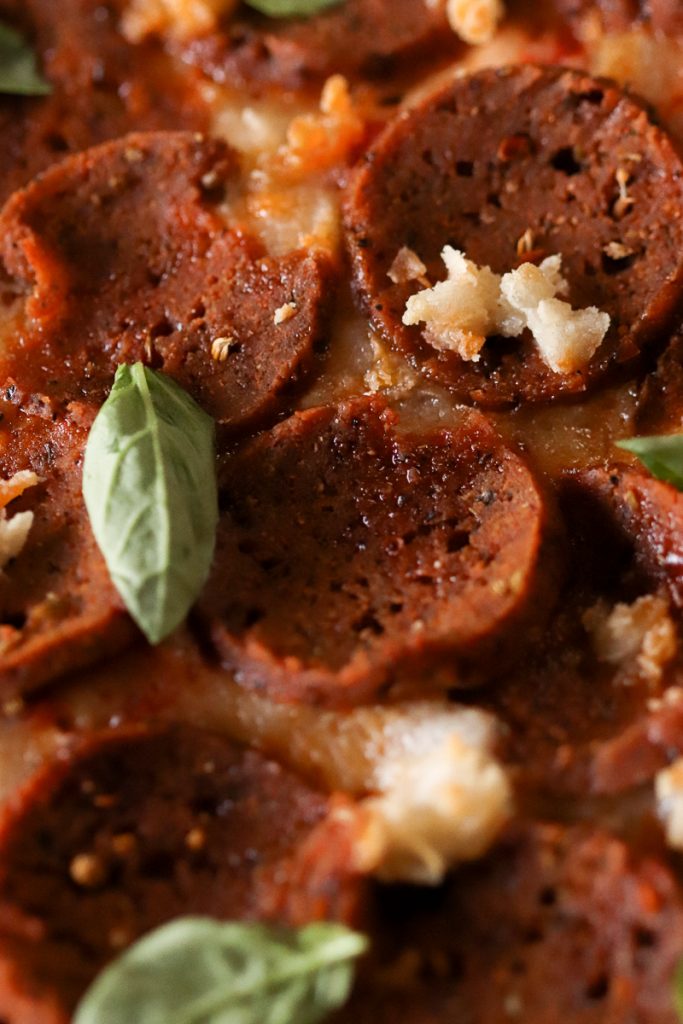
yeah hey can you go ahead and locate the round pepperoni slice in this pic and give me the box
[0,403,135,701]
[570,465,683,608]
[0,724,367,1023]
[344,65,683,406]
[0,130,335,431]
[185,0,456,92]
[197,397,562,706]
[335,822,683,1024]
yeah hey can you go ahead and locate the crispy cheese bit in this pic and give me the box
[350,705,513,884]
[498,256,610,374]
[403,246,500,362]
[583,594,677,685]
[121,0,237,43]
[656,758,683,849]
[613,166,635,219]
[364,336,417,395]
[388,246,429,286]
[273,301,297,325]
[0,470,39,511]
[281,75,365,174]
[446,0,505,45]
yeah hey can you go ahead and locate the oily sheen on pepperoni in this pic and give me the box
[0,725,367,1024]
[184,0,457,92]
[333,823,683,1024]
[344,65,683,406]
[197,397,561,706]
[0,130,335,428]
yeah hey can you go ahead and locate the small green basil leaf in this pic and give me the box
[0,21,51,96]
[73,918,368,1024]
[674,958,683,1021]
[616,434,683,490]
[83,363,218,644]
[243,0,343,19]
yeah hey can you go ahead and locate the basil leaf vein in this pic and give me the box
[0,21,51,96]
[616,433,683,490]
[73,918,368,1024]
[243,0,343,19]
[83,363,218,644]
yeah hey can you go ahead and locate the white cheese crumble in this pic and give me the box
[273,302,297,325]
[445,0,505,45]
[0,471,39,571]
[583,594,677,685]
[402,246,611,375]
[349,704,513,884]
[122,0,236,42]
[656,758,683,849]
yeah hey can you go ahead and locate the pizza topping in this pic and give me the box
[0,725,369,1021]
[198,397,562,705]
[278,75,364,175]
[0,131,336,430]
[618,432,683,490]
[387,247,428,287]
[345,65,683,405]
[444,0,505,45]
[0,21,50,96]
[656,758,683,850]
[403,248,610,373]
[0,471,39,573]
[583,595,677,685]
[82,364,218,646]
[121,0,238,43]
[73,918,365,1024]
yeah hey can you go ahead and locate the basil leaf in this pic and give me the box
[0,21,50,96]
[243,0,343,19]
[675,958,683,1021]
[83,363,218,645]
[73,918,368,1024]
[616,434,683,490]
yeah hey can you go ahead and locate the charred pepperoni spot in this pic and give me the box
[344,65,683,405]
[184,0,458,92]
[0,725,366,1023]
[197,398,562,706]
[0,407,135,701]
[569,466,683,608]
[0,131,336,430]
[335,824,683,1024]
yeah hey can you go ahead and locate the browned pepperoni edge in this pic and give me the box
[636,329,683,435]
[196,396,563,706]
[344,64,683,406]
[182,0,458,93]
[0,724,368,1023]
[0,0,210,208]
[0,130,336,431]
[566,465,683,608]
[0,402,135,701]
[334,822,683,1024]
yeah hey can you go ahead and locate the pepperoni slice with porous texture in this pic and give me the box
[197,397,562,706]
[0,724,367,1024]
[568,465,683,608]
[0,130,335,430]
[184,0,457,93]
[334,823,683,1024]
[344,65,683,406]
[0,404,135,701]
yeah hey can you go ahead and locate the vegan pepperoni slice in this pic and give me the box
[197,397,562,706]
[0,403,135,701]
[569,465,683,608]
[0,130,336,430]
[0,724,367,1023]
[335,822,683,1024]
[344,65,683,406]
[185,0,456,93]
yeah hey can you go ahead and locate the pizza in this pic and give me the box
[1,0,683,1020]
